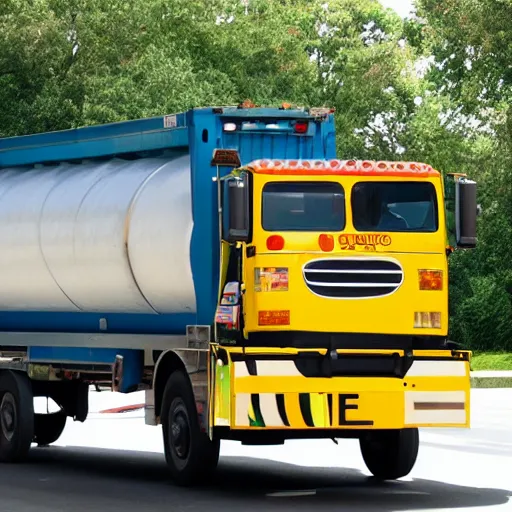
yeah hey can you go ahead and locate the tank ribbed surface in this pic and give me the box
[0,154,196,314]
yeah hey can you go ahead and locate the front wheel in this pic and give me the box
[359,428,419,480]
[0,370,34,463]
[161,370,220,486]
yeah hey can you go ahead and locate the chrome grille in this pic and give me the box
[303,258,404,299]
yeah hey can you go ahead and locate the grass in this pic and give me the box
[471,377,512,388]
[470,352,512,371]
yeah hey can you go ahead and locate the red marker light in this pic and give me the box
[318,234,334,252]
[266,235,285,250]
[294,121,309,134]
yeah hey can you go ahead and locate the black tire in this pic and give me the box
[0,370,34,463]
[34,410,67,446]
[161,370,220,486]
[359,428,419,480]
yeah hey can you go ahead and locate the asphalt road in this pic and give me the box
[0,389,510,512]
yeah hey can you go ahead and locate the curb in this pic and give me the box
[99,404,145,414]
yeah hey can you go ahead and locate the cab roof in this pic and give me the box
[246,159,440,178]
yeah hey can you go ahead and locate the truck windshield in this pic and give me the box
[351,181,438,232]
[262,182,345,232]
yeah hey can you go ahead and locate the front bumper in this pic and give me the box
[213,348,471,430]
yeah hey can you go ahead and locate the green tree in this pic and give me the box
[0,0,425,158]
[4,0,507,351]
[402,0,512,351]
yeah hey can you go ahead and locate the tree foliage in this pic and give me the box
[0,0,420,155]
[0,0,510,351]
[413,0,512,351]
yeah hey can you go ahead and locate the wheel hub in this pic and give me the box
[0,393,16,442]
[170,401,190,460]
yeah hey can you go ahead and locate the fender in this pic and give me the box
[146,325,211,434]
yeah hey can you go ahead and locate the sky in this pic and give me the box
[379,0,415,18]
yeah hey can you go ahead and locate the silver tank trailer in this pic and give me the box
[0,154,197,314]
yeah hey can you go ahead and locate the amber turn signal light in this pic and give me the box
[418,269,443,291]
[318,234,334,252]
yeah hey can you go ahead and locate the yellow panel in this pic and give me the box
[348,391,403,429]
[218,348,471,431]
[244,173,449,337]
[229,388,469,431]
[309,393,329,427]
[283,393,307,428]
[226,347,470,359]
[233,375,469,394]
[244,251,449,336]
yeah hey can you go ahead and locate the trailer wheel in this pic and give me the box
[0,370,34,463]
[359,428,419,480]
[34,411,67,446]
[161,370,220,486]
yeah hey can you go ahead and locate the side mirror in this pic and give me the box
[222,175,251,243]
[455,177,477,248]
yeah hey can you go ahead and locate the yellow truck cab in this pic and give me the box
[213,158,477,481]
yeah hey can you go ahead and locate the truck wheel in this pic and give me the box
[0,370,34,463]
[34,410,67,446]
[359,428,419,480]
[161,370,220,486]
